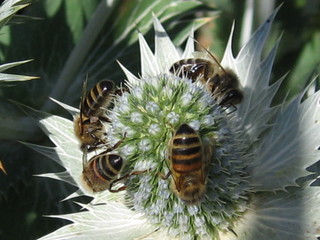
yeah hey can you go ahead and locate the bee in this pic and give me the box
[163,123,211,205]
[82,136,149,192]
[82,140,124,192]
[74,79,115,151]
[170,43,243,111]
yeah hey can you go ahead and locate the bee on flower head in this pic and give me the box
[170,39,243,112]
[163,123,214,205]
[74,78,115,152]
[82,134,149,192]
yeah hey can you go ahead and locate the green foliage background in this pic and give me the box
[0,0,318,239]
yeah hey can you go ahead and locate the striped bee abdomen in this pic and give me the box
[171,124,202,173]
[90,153,123,182]
[83,80,114,117]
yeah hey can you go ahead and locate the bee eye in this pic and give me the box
[212,75,220,85]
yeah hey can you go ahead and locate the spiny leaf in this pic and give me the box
[0,0,30,29]
[38,200,157,240]
[252,86,320,191]
[225,185,320,240]
[0,60,38,82]
[0,73,38,82]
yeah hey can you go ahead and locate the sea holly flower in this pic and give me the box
[34,7,320,240]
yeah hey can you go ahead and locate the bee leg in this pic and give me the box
[89,129,104,140]
[104,132,127,153]
[99,116,111,122]
[83,139,105,152]
[109,185,127,193]
[109,169,150,192]
[80,141,98,152]
[227,104,237,114]
[86,128,106,147]
[83,144,97,152]
[227,227,238,237]
[114,86,129,96]
[220,104,237,114]
[136,228,160,240]
[169,62,181,76]
[180,65,190,79]
[158,171,171,180]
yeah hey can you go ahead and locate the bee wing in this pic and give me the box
[79,77,88,135]
[202,136,216,180]
[82,147,88,168]
[163,138,174,180]
[165,136,172,168]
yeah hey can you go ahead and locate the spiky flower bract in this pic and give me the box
[35,7,320,240]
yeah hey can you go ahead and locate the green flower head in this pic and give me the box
[36,7,320,240]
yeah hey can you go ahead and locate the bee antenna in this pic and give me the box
[191,37,228,75]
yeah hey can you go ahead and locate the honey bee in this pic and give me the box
[164,123,211,205]
[82,144,124,192]
[170,43,243,111]
[82,136,149,192]
[74,79,115,151]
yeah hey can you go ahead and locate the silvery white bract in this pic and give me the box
[34,7,320,240]
[0,0,37,83]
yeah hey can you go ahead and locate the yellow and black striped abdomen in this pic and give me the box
[89,153,123,182]
[171,124,202,173]
[83,80,115,117]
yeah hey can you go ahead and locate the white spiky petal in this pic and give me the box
[35,7,320,240]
